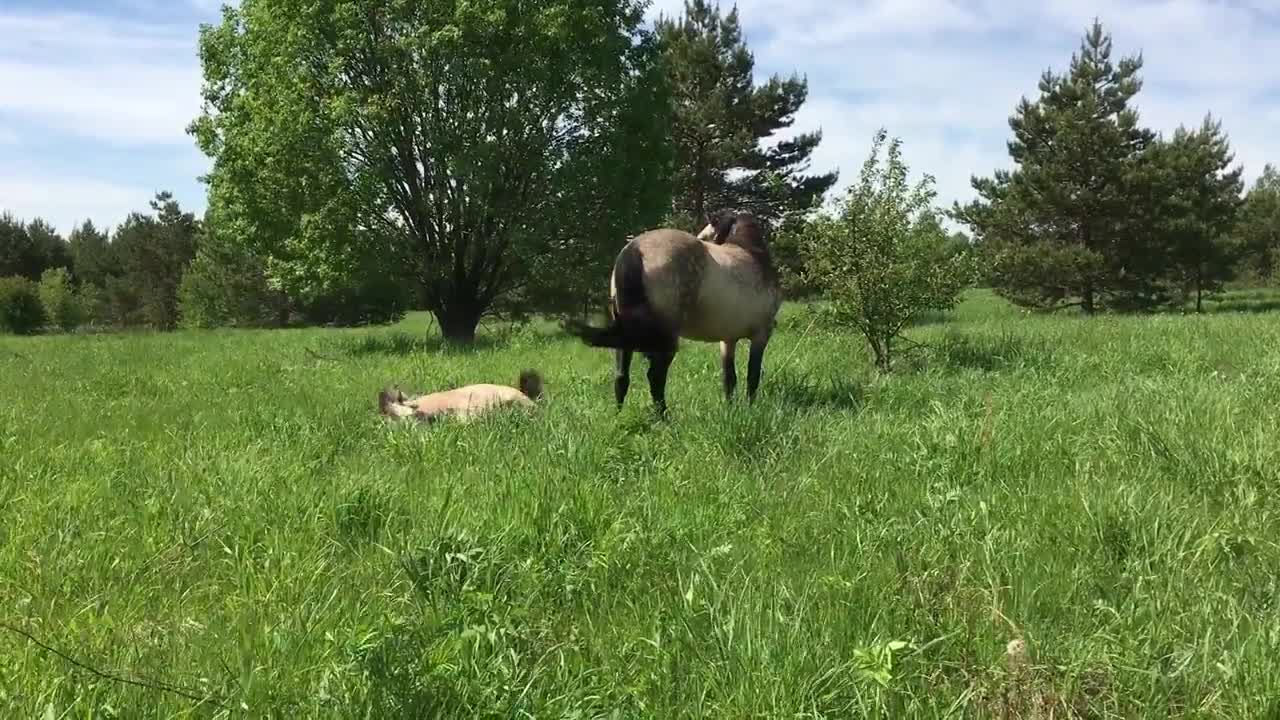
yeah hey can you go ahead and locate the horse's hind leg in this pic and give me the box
[614,349,633,408]
[720,340,737,401]
[746,332,771,403]
[644,350,676,416]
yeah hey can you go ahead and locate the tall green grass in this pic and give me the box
[3,289,1280,717]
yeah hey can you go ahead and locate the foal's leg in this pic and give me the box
[614,349,633,408]
[644,350,676,416]
[746,332,771,403]
[720,340,737,401]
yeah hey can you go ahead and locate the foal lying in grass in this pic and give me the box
[378,369,544,424]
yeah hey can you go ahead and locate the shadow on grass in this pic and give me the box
[904,308,955,327]
[907,331,1053,374]
[1199,297,1280,315]
[335,331,514,358]
[765,367,865,412]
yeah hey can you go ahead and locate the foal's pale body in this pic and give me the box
[379,370,543,424]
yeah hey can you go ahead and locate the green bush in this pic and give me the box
[37,267,87,331]
[178,238,289,329]
[0,276,47,335]
[800,129,976,372]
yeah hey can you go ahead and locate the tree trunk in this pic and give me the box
[869,334,891,374]
[436,305,482,345]
[1082,284,1096,314]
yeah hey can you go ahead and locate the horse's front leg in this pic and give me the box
[746,332,770,403]
[720,340,737,401]
[614,349,633,408]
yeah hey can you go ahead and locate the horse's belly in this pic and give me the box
[682,299,768,341]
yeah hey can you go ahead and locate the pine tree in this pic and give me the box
[68,219,117,290]
[1144,116,1244,311]
[655,0,836,227]
[1235,163,1280,282]
[952,19,1156,313]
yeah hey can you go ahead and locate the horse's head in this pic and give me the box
[697,209,737,244]
[699,210,768,252]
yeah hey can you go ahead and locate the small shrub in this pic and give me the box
[76,284,106,328]
[37,267,87,331]
[800,128,976,372]
[0,276,47,334]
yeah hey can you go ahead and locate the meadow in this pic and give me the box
[3,289,1280,718]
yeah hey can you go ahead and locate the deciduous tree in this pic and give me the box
[801,129,975,373]
[192,0,672,344]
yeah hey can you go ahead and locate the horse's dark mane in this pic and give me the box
[708,210,777,283]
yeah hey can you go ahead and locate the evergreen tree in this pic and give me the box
[0,213,35,279]
[655,0,836,227]
[0,214,69,281]
[952,19,1156,313]
[108,192,200,330]
[1145,116,1244,311]
[26,219,71,275]
[1234,163,1280,282]
[68,219,117,289]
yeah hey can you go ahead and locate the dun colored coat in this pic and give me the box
[565,210,782,414]
[379,370,544,424]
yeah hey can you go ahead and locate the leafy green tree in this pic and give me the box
[37,267,87,331]
[515,25,675,321]
[801,129,976,373]
[68,220,117,290]
[655,0,837,227]
[192,0,671,344]
[953,20,1155,313]
[108,192,200,330]
[1234,163,1280,282]
[0,276,46,335]
[1143,116,1244,311]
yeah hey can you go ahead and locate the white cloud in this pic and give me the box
[0,176,155,234]
[647,0,1280,217]
[0,12,202,147]
[3,0,1279,236]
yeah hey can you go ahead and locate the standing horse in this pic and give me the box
[564,210,782,415]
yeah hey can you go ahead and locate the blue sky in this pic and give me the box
[2,0,1279,234]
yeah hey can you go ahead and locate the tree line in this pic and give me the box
[3,4,1279,362]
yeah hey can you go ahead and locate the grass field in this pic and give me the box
[3,289,1280,718]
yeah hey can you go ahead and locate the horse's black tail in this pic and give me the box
[563,243,676,354]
